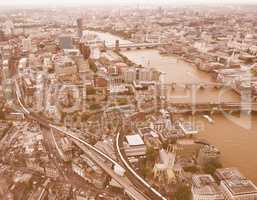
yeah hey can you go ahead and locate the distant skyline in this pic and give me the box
[0,0,257,7]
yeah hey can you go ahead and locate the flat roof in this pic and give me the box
[216,168,257,196]
[126,134,144,146]
[192,174,224,197]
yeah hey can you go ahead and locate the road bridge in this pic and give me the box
[168,102,257,114]
[84,39,171,51]
[107,42,171,51]
[166,82,231,90]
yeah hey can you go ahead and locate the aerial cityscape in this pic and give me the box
[1,1,257,200]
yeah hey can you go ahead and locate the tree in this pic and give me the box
[251,67,257,77]
[174,185,191,200]
[86,86,96,95]
[117,98,128,106]
[81,113,90,122]
[162,140,171,150]
[88,59,97,73]
[90,104,101,110]
[203,160,222,175]
[0,108,5,119]
[0,111,5,120]
[60,111,66,123]
[146,146,158,162]
[141,165,151,178]
[183,166,199,173]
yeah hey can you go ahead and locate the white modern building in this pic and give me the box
[124,134,146,157]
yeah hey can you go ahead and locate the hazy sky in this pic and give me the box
[0,0,256,6]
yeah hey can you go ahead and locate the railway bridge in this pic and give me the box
[168,102,257,114]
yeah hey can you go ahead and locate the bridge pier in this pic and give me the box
[214,85,221,89]
[241,110,252,115]
[192,109,196,115]
[184,84,190,90]
[228,110,234,115]
[198,84,205,90]
[210,107,219,115]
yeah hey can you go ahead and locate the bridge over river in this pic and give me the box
[167,102,257,114]
[107,42,171,50]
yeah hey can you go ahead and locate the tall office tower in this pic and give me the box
[22,36,32,52]
[77,18,83,38]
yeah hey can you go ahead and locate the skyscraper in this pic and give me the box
[77,18,83,38]
[22,36,32,52]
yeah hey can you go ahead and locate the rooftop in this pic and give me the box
[200,145,220,154]
[192,174,224,198]
[126,134,144,146]
[216,168,257,196]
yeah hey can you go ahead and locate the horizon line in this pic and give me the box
[1,1,257,8]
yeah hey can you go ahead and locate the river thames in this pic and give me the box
[91,31,257,184]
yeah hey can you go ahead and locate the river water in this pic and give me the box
[92,31,257,184]
[123,49,241,104]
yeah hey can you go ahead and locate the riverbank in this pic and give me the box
[90,30,257,184]
[87,27,133,43]
[123,49,257,184]
[197,113,257,184]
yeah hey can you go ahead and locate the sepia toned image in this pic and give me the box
[1,0,257,200]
